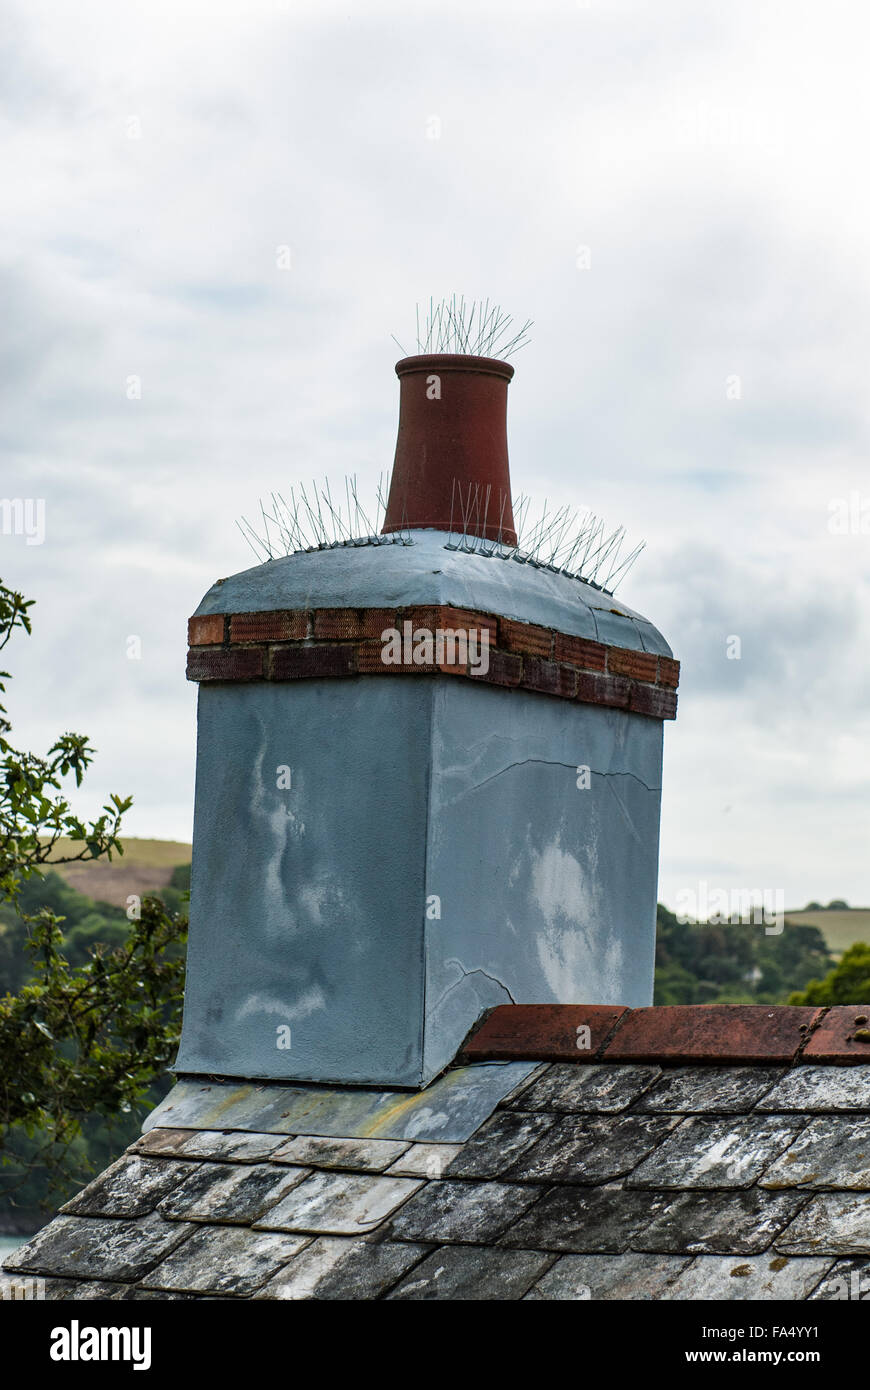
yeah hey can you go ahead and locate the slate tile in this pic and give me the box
[756,1066,870,1113]
[760,1115,870,1190]
[143,1226,310,1295]
[807,1258,870,1300]
[444,1111,556,1179]
[176,1131,288,1162]
[498,1064,548,1106]
[511,1064,660,1114]
[159,1162,309,1223]
[775,1193,870,1254]
[658,1254,834,1300]
[60,1155,194,1218]
[525,1252,690,1300]
[115,1288,200,1301]
[145,1064,538,1144]
[386,1245,554,1300]
[270,1135,410,1172]
[500,1184,670,1253]
[44,1279,127,1299]
[386,1143,464,1178]
[626,1115,804,1189]
[387,1180,542,1244]
[255,1171,423,1235]
[3,1213,196,1282]
[505,1113,679,1183]
[633,1189,809,1254]
[256,1236,431,1299]
[633,1067,782,1114]
[133,1128,199,1157]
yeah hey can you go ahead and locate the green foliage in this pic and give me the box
[789,942,870,1005]
[654,903,835,1005]
[0,872,130,994]
[0,580,131,903]
[0,896,185,1131]
[0,577,187,1218]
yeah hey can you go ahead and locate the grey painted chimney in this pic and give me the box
[175,352,679,1088]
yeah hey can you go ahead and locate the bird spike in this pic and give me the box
[237,474,644,593]
[396,298,533,361]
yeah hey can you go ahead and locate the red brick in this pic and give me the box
[187,647,263,682]
[403,606,442,634]
[657,656,681,688]
[606,647,659,682]
[188,614,225,647]
[553,632,607,671]
[462,1004,629,1062]
[271,645,357,680]
[574,671,631,709]
[499,617,553,659]
[312,608,397,640]
[628,684,678,720]
[476,649,522,688]
[440,607,498,646]
[802,1007,870,1063]
[602,1005,823,1065]
[522,658,577,699]
[356,638,441,674]
[230,610,307,643]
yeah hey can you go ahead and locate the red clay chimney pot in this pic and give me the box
[381,353,518,545]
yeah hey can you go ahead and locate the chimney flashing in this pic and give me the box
[189,530,673,660]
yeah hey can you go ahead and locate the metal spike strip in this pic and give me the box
[398,298,533,361]
[238,476,644,593]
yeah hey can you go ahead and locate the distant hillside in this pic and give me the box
[41,837,192,909]
[784,908,870,958]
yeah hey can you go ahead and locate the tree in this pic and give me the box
[0,581,130,900]
[789,943,870,1006]
[0,578,187,1200]
[653,903,833,1006]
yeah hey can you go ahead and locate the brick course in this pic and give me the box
[186,604,680,719]
[462,1004,829,1066]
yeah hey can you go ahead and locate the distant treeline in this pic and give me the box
[0,868,189,1234]
[654,902,834,1005]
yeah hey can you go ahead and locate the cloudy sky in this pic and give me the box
[2,0,869,912]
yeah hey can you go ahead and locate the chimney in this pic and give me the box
[178,339,679,1089]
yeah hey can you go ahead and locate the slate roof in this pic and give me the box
[6,1008,870,1301]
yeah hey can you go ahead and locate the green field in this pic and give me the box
[785,909,870,958]
[43,837,192,866]
[40,838,192,909]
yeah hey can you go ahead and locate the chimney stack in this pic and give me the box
[179,339,679,1089]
